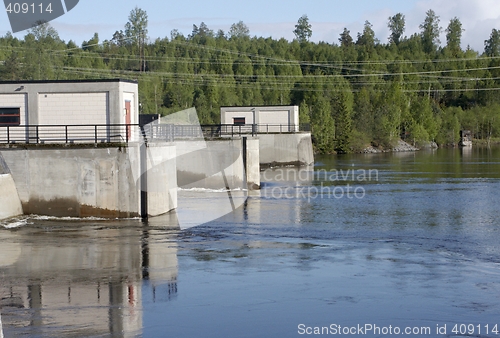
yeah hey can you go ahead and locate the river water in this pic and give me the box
[1,147,500,337]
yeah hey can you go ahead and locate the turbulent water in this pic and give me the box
[1,147,500,337]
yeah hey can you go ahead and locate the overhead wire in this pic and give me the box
[4,32,500,92]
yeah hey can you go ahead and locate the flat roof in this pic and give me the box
[220,105,297,108]
[0,79,138,85]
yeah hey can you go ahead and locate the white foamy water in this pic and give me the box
[0,217,29,229]
[178,187,247,193]
[31,215,110,221]
[0,215,143,229]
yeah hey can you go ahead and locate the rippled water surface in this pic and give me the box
[1,147,500,337]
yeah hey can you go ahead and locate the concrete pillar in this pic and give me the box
[243,137,260,190]
[140,143,177,218]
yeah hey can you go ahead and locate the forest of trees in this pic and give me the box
[2,8,500,153]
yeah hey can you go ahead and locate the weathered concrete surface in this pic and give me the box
[0,174,23,220]
[244,137,260,189]
[141,143,177,217]
[0,144,177,219]
[175,139,246,190]
[0,146,142,218]
[0,152,9,175]
[259,133,314,167]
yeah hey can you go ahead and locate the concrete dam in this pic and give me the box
[0,133,313,222]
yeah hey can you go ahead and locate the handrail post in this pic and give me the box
[126,124,129,143]
[95,125,98,143]
[65,125,68,143]
[36,125,39,144]
[7,126,9,144]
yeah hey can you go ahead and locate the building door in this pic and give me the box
[125,100,131,141]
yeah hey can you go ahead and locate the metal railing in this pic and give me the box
[143,123,310,141]
[0,123,312,144]
[219,123,310,136]
[0,124,140,144]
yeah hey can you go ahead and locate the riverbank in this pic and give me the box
[361,140,420,154]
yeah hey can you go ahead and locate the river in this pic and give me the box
[1,146,500,337]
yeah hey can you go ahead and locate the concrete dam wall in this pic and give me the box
[176,138,260,190]
[1,146,141,218]
[0,144,176,219]
[258,133,314,167]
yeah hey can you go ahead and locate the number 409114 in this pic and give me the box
[452,324,499,335]
[5,3,53,14]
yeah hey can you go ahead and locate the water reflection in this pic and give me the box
[0,220,178,337]
[2,148,500,337]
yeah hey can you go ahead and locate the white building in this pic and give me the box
[0,79,139,143]
[220,105,299,133]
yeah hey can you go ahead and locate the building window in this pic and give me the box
[233,117,245,125]
[0,108,21,126]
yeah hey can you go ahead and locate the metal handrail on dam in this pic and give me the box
[0,123,311,144]
[144,123,311,140]
[0,124,140,144]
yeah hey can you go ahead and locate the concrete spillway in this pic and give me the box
[0,153,23,221]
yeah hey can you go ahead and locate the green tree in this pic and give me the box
[330,80,354,153]
[111,30,125,47]
[229,21,250,39]
[0,51,21,80]
[356,21,376,48]
[28,21,59,41]
[484,29,500,56]
[436,107,461,145]
[445,17,463,56]
[23,22,63,80]
[293,15,312,43]
[388,13,405,45]
[409,96,439,143]
[82,32,100,51]
[191,22,214,39]
[353,88,374,139]
[377,82,406,146]
[339,28,353,47]
[124,7,148,71]
[311,97,335,153]
[420,9,441,54]
[125,7,148,43]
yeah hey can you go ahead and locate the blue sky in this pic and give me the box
[1,0,500,52]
